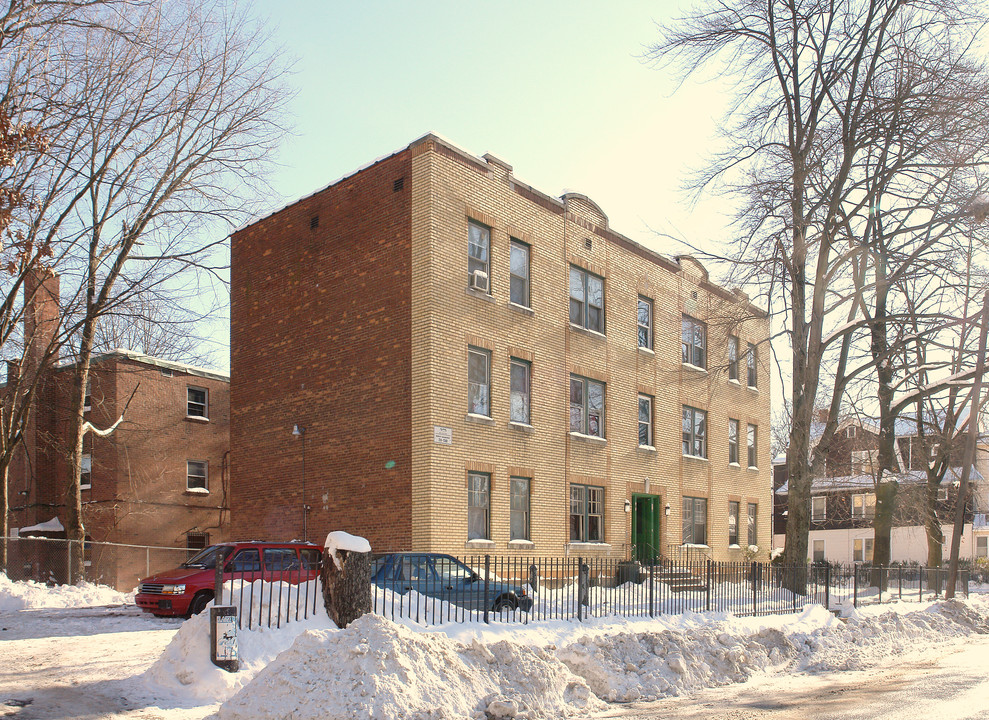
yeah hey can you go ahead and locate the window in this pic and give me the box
[467,472,490,540]
[83,379,91,411]
[510,477,530,541]
[468,221,490,290]
[230,549,261,573]
[977,536,988,559]
[852,493,876,519]
[160,368,173,377]
[187,460,208,491]
[186,532,209,554]
[570,484,604,542]
[728,336,739,381]
[747,424,758,468]
[728,501,739,546]
[638,394,653,447]
[569,266,605,333]
[509,239,530,307]
[746,342,758,387]
[682,496,708,545]
[853,537,874,563]
[509,358,530,424]
[263,548,298,572]
[811,496,827,521]
[80,454,92,489]
[728,419,739,464]
[467,347,491,416]
[747,503,758,546]
[681,316,706,368]
[637,297,653,349]
[682,406,707,458]
[937,487,949,502]
[847,426,857,439]
[187,387,208,418]
[851,449,877,475]
[570,375,605,438]
[813,540,825,562]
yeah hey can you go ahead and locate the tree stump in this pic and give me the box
[320,546,371,628]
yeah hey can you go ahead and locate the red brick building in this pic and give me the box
[9,273,230,590]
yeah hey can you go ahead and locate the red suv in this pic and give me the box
[135,541,322,617]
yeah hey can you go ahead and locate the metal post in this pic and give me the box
[648,563,654,617]
[751,562,757,616]
[483,555,490,625]
[705,559,711,612]
[853,564,859,607]
[824,563,831,611]
[146,547,150,578]
[214,557,223,605]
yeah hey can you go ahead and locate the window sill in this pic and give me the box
[508,539,535,549]
[681,363,708,374]
[508,302,534,316]
[746,385,759,392]
[80,484,91,491]
[728,462,741,468]
[680,543,710,550]
[466,287,495,302]
[637,444,657,453]
[747,465,759,471]
[509,421,534,433]
[682,454,708,462]
[465,539,495,549]
[728,544,741,550]
[465,413,495,426]
[569,431,606,445]
[568,323,606,340]
[567,542,611,551]
[637,346,654,356]
[185,488,210,496]
[185,415,210,423]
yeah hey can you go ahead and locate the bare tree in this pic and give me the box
[13,0,288,581]
[649,0,989,587]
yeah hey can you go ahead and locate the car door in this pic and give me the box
[433,555,481,609]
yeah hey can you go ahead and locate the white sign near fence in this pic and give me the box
[433,426,452,445]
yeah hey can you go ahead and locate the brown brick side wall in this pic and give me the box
[229,151,413,550]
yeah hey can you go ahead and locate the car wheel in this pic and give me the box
[492,596,518,613]
[188,591,213,617]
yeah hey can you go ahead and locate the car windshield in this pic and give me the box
[181,545,233,569]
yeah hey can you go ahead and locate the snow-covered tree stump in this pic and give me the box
[321,531,372,628]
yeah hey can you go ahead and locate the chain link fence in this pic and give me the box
[3,535,192,592]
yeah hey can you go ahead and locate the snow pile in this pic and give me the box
[0,572,132,611]
[144,581,336,703]
[215,596,989,719]
[218,613,601,720]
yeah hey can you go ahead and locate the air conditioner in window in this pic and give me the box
[469,270,489,292]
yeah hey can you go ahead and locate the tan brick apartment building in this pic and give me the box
[229,134,771,561]
[9,273,230,589]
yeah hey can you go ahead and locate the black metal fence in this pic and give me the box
[210,554,323,630]
[371,554,975,626]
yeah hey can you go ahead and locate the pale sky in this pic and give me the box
[251,1,733,252]
[202,2,741,368]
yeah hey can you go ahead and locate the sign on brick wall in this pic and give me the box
[433,426,452,445]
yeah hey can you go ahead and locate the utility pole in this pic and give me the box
[946,290,989,599]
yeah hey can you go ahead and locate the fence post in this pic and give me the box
[751,562,757,616]
[898,565,902,600]
[648,563,654,618]
[853,564,858,608]
[963,570,970,597]
[824,563,831,611]
[483,555,490,625]
[705,559,711,612]
[577,559,589,620]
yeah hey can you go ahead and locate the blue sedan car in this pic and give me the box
[371,553,534,613]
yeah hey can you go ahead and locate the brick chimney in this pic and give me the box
[24,269,59,371]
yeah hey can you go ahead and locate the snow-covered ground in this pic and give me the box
[1,574,988,719]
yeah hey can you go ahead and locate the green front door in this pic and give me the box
[632,494,661,563]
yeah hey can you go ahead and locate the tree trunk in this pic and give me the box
[925,476,943,567]
[872,481,897,589]
[320,549,371,628]
[0,463,7,573]
[65,316,95,585]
